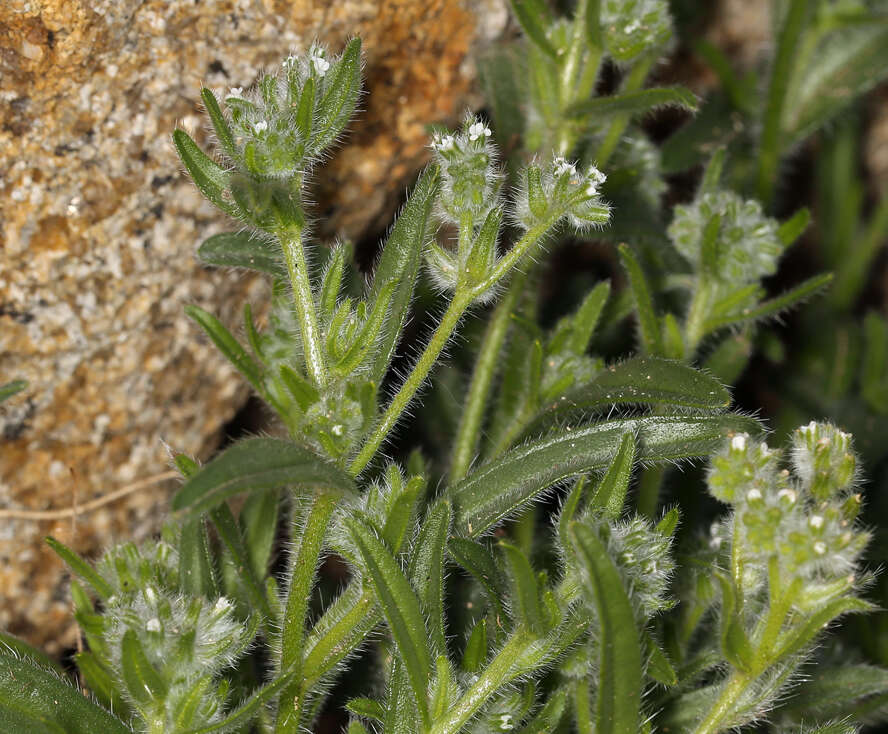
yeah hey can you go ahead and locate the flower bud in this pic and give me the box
[790,421,857,501]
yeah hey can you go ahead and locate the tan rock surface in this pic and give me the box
[0,0,504,652]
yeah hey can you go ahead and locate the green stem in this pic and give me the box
[275,490,339,734]
[692,671,750,734]
[349,289,474,476]
[449,275,524,483]
[428,628,533,734]
[574,677,593,734]
[280,228,326,387]
[595,56,654,166]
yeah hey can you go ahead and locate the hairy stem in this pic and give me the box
[349,289,474,476]
[275,490,339,734]
[693,671,750,734]
[280,228,327,387]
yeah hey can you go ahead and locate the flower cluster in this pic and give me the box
[512,155,610,233]
[605,516,676,617]
[707,426,869,579]
[431,115,501,225]
[668,191,784,286]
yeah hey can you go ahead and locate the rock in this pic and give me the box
[0,0,505,653]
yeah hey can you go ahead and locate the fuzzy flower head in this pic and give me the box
[215,41,360,181]
[601,0,674,63]
[668,191,784,286]
[708,427,869,582]
[512,155,610,233]
[431,115,502,225]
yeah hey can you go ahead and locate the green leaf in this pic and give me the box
[0,633,62,675]
[172,129,235,216]
[509,0,558,59]
[656,507,680,537]
[197,232,286,278]
[525,356,731,435]
[381,477,422,554]
[346,697,385,722]
[0,380,27,404]
[461,619,488,673]
[703,273,834,331]
[715,574,755,673]
[567,281,611,355]
[584,0,602,49]
[515,685,567,734]
[588,432,635,520]
[568,86,698,119]
[295,76,315,141]
[699,147,727,196]
[777,207,811,246]
[73,651,127,717]
[239,489,280,580]
[178,519,218,598]
[200,87,237,160]
[185,305,265,395]
[120,629,167,704]
[172,437,354,517]
[183,663,303,734]
[408,500,452,656]
[314,38,362,152]
[570,522,643,734]
[346,515,432,727]
[451,413,761,538]
[448,538,508,627]
[644,630,678,686]
[333,282,396,376]
[500,542,545,634]
[618,244,663,356]
[0,650,130,734]
[780,663,888,722]
[45,537,112,601]
[775,597,874,661]
[320,244,348,320]
[369,166,441,382]
[784,25,888,145]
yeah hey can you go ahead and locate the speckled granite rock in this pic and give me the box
[0,0,506,652]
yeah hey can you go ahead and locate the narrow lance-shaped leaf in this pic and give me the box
[570,522,643,734]
[509,0,558,59]
[185,305,265,395]
[45,536,113,601]
[525,356,731,436]
[0,380,26,404]
[618,244,663,356]
[500,542,545,634]
[120,629,168,704]
[408,500,452,657]
[0,650,131,734]
[173,129,236,217]
[568,86,698,118]
[704,273,834,332]
[448,538,509,630]
[314,38,363,152]
[450,413,761,538]
[346,515,432,727]
[200,87,237,160]
[568,281,610,355]
[589,432,635,519]
[369,166,441,382]
[172,437,354,517]
[197,232,286,278]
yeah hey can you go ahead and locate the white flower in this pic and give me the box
[731,434,747,451]
[146,617,161,632]
[433,134,455,152]
[809,515,824,530]
[468,121,491,141]
[214,597,232,612]
[625,19,642,34]
[228,87,244,99]
[283,55,297,68]
[311,53,330,77]
[254,120,268,133]
[813,541,828,555]
[585,166,607,196]
[777,488,797,505]
[553,156,577,177]
[499,713,514,731]
[746,488,762,502]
